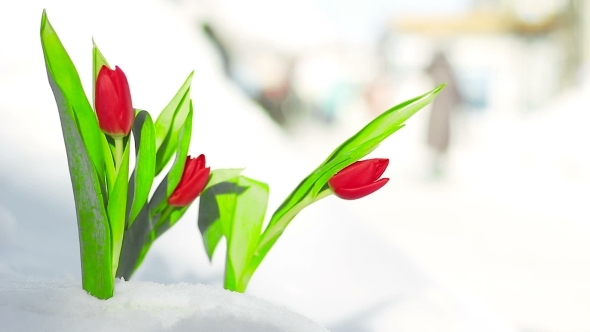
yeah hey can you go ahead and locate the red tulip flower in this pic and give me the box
[328,158,389,200]
[95,65,134,137]
[168,154,211,207]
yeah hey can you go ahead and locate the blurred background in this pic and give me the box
[1,0,590,331]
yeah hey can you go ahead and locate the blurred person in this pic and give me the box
[363,28,397,117]
[425,50,462,178]
[201,21,302,128]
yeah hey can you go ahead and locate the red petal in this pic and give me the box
[113,66,134,135]
[168,167,211,206]
[96,66,124,136]
[329,159,389,190]
[95,65,135,137]
[183,156,199,178]
[333,178,389,200]
[194,154,206,170]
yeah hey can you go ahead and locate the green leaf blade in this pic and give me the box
[128,111,156,225]
[229,176,268,292]
[154,72,194,174]
[107,140,130,278]
[92,40,110,109]
[322,85,444,165]
[46,74,113,299]
[40,10,106,185]
[166,106,193,197]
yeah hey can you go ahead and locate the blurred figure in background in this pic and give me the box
[425,50,462,178]
[201,21,302,128]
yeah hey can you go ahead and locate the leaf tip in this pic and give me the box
[40,9,49,33]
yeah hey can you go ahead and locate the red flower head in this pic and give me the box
[328,158,389,200]
[95,65,134,137]
[168,154,211,207]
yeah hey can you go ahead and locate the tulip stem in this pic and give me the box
[157,206,174,228]
[114,137,124,173]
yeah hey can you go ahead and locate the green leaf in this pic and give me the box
[240,85,445,292]
[40,10,106,187]
[198,176,268,291]
[129,107,193,262]
[275,85,443,225]
[166,105,193,197]
[92,39,110,110]
[196,168,245,260]
[107,139,130,278]
[101,134,116,193]
[204,168,244,191]
[45,70,113,295]
[198,180,246,260]
[154,72,194,174]
[225,176,268,292]
[127,110,156,226]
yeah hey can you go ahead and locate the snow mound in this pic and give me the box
[0,273,327,332]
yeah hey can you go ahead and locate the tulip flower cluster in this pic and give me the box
[40,10,443,299]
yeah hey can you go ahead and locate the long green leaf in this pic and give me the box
[128,110,156,225]
[226,176,268,292]
[201,176,268,291]
[166,105,193,197]
[154,72,194,174]
[101,134,116,193]
[45,66,113,299]
[40,10,105,186]
[198,177,246,260]
[204,168,245,191]
[107,139,130,277]
[129,107,194,268]
[92,40,109,110]
[322,85,444,166]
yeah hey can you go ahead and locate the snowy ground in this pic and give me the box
[1,0,589,331]
[0,272,327,332]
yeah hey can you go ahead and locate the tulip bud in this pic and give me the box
[168,154,211,207]
[95,65,134,137]
[328,158,389,200]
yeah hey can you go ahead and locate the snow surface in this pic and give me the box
[1,0,588,331]
[0,272,327,332]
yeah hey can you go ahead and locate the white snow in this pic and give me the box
[0,272,327,332]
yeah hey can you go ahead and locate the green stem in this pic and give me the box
[157,205,174,227]
[149,205,174,241]
[114,137,124,173]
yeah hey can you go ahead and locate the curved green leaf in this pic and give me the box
[204,168,244,191]
[154,72,194,174]
[128,111,156,225]
[101,134,116,193]
[46,71,113,299]
[225,176,268,292]
[322,85,444,166]
[107,139,130,277]
[166,105,193,197]
[40,10,105,186]
[198,179,246,260]
[92,40,110,110]
[198,176,269,291]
